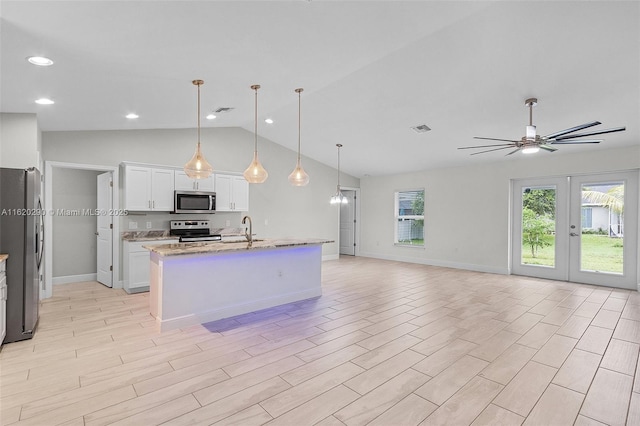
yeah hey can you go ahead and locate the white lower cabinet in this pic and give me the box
[0,258,7,345]
[123,240,177,293]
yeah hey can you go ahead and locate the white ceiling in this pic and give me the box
[2,1,638,177]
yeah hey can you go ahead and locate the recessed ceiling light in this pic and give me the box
[35,98,54,105]
[126,113,139,119]
[27,56,54,66]
[264,118,274,124]
[206,114,216,120]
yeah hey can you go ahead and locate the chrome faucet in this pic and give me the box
[242,215,253,246]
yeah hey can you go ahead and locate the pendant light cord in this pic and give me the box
[254,87,258,154]
[297,90,301,162]
[336,143,342,190]
[196,81,201,145]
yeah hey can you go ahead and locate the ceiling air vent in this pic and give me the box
[411,124,431,134]
[214,107,234,114]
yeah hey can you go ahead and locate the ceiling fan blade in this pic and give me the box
[458,143,516,149]
[553,126,626,140]
[469,146,515,155]
[505,148,521,156]
[473,137,520,143]
[539,144,558,152]
[543,121,601,139]
[549,139,602,145]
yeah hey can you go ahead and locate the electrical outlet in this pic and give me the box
[128,222,138,230]
[146,222,152,229]
[225,220,230,226]
[264,218,268,226]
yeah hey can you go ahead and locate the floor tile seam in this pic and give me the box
[341,363,425,397]
[573,330,623,425]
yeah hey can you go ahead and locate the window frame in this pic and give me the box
[394,188,425,247]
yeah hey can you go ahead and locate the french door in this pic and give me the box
[512,171,638,289]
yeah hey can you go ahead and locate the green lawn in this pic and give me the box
[522,234,623,273]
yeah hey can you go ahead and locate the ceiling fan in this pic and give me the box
[459,98,626,156]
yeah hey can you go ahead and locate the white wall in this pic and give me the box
[359,146,640,274]
[0,113,41,169]
[42,127,359,266]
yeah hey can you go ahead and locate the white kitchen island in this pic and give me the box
[144,238,331,331]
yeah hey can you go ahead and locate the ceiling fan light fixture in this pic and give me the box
[526,125,536,140]
[522,146,540,154]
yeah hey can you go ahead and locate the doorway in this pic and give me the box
[43,162,120,299]
[511,171,638,289]
[339,188,360,256]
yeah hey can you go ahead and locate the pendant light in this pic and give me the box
[330,144,348,204]
[243,84,268,183]
[184,79,213,179]
[288,88,310,186]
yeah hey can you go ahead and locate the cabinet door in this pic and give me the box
[151,168,175,211]
[129,251,151,290]
[215,174,232,211]
[125,167,152,211]
[232,176,249,211]
[197,176,215,192]
[174,170,196,191]
[0,268,6,345]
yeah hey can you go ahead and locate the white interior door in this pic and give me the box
[339,190,356,255]
[512,171,638,289]
[97,172,113,287]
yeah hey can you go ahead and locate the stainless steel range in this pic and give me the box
[170,220,221,242]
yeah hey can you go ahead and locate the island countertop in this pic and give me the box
[0,254,8,262]
[144,238,333,257]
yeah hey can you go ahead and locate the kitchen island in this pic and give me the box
[144,238,332,331]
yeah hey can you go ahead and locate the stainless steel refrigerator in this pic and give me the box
[0,167,43,343]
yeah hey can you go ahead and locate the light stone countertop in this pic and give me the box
[144,238,333,257]
[0,254,8,262]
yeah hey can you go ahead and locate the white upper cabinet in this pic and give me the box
[122,164,175,211]
[215,174,249,212]
[174,170,215,192]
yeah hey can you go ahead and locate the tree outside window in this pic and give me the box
[395,189,424,246]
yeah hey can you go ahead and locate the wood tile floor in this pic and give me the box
[2,256,640,425]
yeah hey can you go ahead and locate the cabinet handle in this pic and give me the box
[148,200,151,208]
[153,200,155,209]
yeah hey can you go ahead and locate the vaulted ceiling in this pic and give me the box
[2,1,638,177]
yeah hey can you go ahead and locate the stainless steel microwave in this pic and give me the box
[174,191,216,214]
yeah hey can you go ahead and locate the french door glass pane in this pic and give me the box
[521,186,556,267]
[580,182,624,274]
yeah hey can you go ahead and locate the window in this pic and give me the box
[395,189,424,246]
[582,207,593,229]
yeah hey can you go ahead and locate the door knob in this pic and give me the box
[570,232,579,237]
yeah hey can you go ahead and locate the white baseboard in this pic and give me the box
[323,254,340,261]
[52,273,97,285]
[358,252,509,275]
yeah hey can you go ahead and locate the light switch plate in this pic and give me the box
[146,222,152,229]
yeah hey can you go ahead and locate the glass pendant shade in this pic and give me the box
[243,84,268,183]
[330,143,347,204]
[330,186,348,204]
[288,159,309,186]
[244,151,268,183]
[185,142,214,179]
[184,79,213,179]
